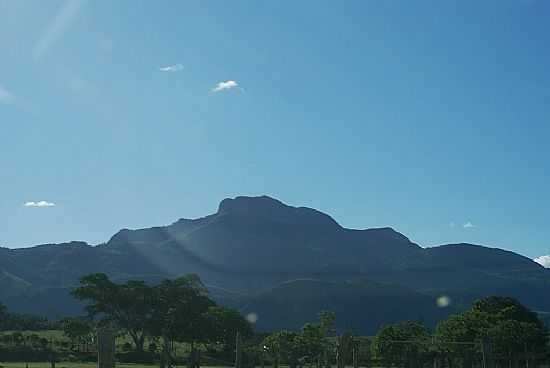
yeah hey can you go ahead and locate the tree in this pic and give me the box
[263,312,337,368]
[300,323,325,362]
[371,321,430,368]
[61,317,93,344]
[264,331,307,368]
[206,305,253,354]
[472,296,542,326]
[300,311,336,366]
[0,302,7,330]
[436,296,547,368]
[318,311,336,337]
[71,273,155,352]
[147,274,215,368]
[436,312,487,368]
[476,297,547,367]
[1,313,53,330]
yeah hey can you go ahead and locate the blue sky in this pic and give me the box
[1,0,549,261]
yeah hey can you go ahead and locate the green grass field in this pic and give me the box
[1,330,67,340]
[0,364,232,368]
[0,364,159,368]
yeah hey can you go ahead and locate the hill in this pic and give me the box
[0,195,548,332]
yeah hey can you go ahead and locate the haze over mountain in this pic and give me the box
[1,195,549,333]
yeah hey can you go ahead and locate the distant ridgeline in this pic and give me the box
[1,195,549,334]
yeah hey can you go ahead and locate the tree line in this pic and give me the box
[370,296,548,368]
[70,273,252,368]
[254,297,549,368]
[2,273,550,368]
[0,303,58,331]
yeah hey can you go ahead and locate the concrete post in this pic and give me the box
[97,328,116,368]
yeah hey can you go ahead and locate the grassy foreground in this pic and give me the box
[0,364,175,368]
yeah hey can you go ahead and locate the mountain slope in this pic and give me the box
[240,279,454,333]
[0,195,548,330]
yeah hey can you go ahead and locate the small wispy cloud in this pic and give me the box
[463,221,476,229]
[0,85,15,105]
[449,222,456,228]
[24,201,56,208]
[212,80,241,92]
[534,255,550,268]
[159,64,184,72]
[33,0,85,59]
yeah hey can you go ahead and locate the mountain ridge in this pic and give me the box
[0,195,548,332]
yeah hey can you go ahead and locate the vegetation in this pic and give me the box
[372,321,430,368]
[262,311,336,368]
[0,302,6,327]
[436,296,547,368]
[72,273,252,368]
[61,317,93,345]
[0,303,58,331]
[369,296,549,368]
[1,274,550,368]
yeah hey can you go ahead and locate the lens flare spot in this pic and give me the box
[436,295,451,308]
[246,312,259,324]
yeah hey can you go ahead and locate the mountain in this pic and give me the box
[0,195,548,332]
[241,279,454,334]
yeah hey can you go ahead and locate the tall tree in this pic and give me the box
[0,302,7,330]
[300,311,336,366]
[71,273,154,352]
[147,274,215,368]
[263,311,337,368]
[61,317,93,344]
[436,296,547,368]
[472,296,543,326]
[263,331,307,368]
[436,312,487,368]
[371,321,430,368]
[206,305,253,353]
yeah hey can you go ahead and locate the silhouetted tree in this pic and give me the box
[72,273,155,352]
[206,305,253,354]
[436,296,547,368]
[371,321,430,368]
[146,274,215,368]
[0,302,7,330]
[61,317,93,345]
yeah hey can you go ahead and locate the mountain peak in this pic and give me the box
[217,195,341,227]
[218,195,286,213]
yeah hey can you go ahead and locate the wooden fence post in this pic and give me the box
[235,331,242,368]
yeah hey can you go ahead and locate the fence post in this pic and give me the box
[235,331,242,368]
[336,336,342,368]
[97,328,116,368]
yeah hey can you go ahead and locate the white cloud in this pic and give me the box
[534,255,550,268]
[0,85,15,105]
[159,64,184,72]
[33,0,85,59]
[463,221,476,228]
[212,80,239,92]
[24,201,56,208]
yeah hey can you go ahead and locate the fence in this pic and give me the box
[2,331,550,368]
